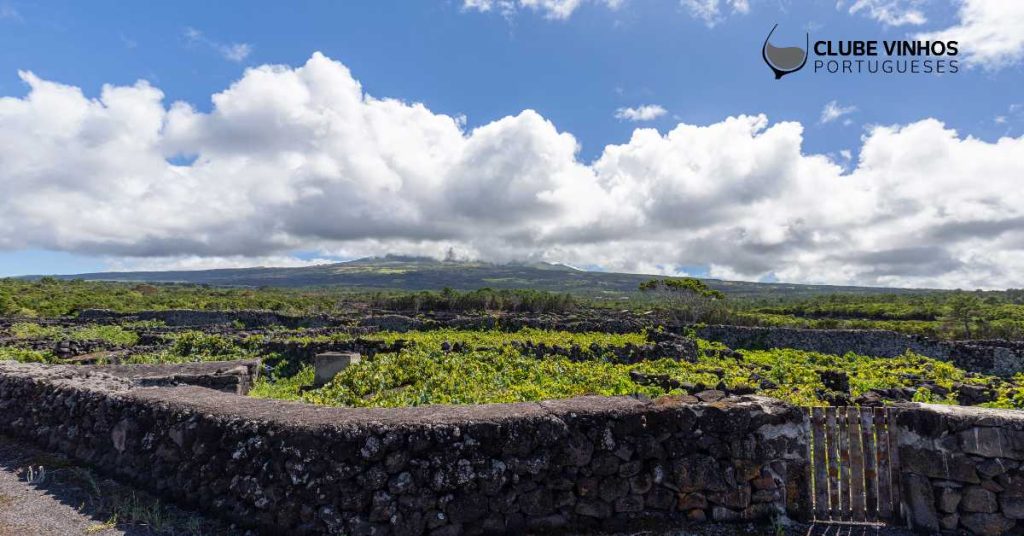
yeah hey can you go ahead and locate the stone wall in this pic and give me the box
[69,310,1024,377]
[0,361,808,535]
[77,308,337,329]
[694,325,1024,377]
[258,331,699,371]
[87,359,263,395]
[897,404,1024,535]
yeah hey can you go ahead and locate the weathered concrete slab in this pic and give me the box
[86,358,261,394]
[313,351,360,387]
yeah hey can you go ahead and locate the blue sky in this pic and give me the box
[0,1,1022,288]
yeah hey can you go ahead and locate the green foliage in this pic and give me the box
[254,328,1024,410]
[5,278,1024,341]
[9,322,139,346]
[638,278,729,323]
[70,325,139,346]
[10,322,63,339]
[639,278,725,299]
[0,347,55,364]
[948,292,984,338]
[303,346,665,407]
[365,327,647,350]
[371,287,578,313]
[249,364,313,401]
[0,279,344,317]
[741,290,1024,340]
[118,333,251,365]
[170,332,237,358]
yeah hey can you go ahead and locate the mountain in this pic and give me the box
[31,256,932,300]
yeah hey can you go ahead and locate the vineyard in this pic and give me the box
[251,328,1024,409]
[3,313,1023,410]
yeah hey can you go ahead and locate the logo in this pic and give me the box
[761,23,961,79]
[762,24,808,79]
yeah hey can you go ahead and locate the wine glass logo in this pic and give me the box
[762,24,809,79]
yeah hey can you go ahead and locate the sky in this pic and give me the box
[0,0,1022,289]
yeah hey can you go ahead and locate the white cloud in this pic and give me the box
[219,43,252,62]
[917,0,1024,69]
[847,0,927,26]
[615,104,667,121]
[464,0,749,24]
[463,0,621,20]
[106,255,337,272]
[681,0,750,27]
[820,100,857,124]
[184,27,252,62]
[1,53,1023,289]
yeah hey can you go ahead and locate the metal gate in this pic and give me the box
[805,407,901,524]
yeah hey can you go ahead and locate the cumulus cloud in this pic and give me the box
[820,100,857,124]
[846,0,927,26]
[0,53,1022,289]
[916,0,1024,70]
[615,104,667,122]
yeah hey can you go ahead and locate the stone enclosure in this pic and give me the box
[72,308,1024,377]
[0,360,807,535]
[6,309,1024,534]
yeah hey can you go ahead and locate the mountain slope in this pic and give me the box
[33,256,932,300]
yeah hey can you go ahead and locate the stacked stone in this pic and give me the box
[511,337,699,364]
[77,308,336,329]
[898,404,1024,535]
[0,361,808,535]
[258,338,405,363]
[0,336,124,358]
[695,325,1024,377]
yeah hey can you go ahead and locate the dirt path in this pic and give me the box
[0,435,238,536]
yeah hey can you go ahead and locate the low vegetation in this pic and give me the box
[250,328,1024,410]
[739,290,1024,339]
[5,278,1024,412]
[9,322,140,346]
[4,278,1024,340]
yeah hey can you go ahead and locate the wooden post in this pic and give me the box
[847,407,866,522]
[811,407,829,520]
[861,408,878,522]
[875,407,893,521]
[825,407,841,520]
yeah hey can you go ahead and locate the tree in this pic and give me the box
[638,278,727,324]
[948,293,983,339]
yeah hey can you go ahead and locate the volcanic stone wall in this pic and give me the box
[896,404,1024,535]
[77,308,336,329]
[694,325,1024,377]
[0,361,808,535]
